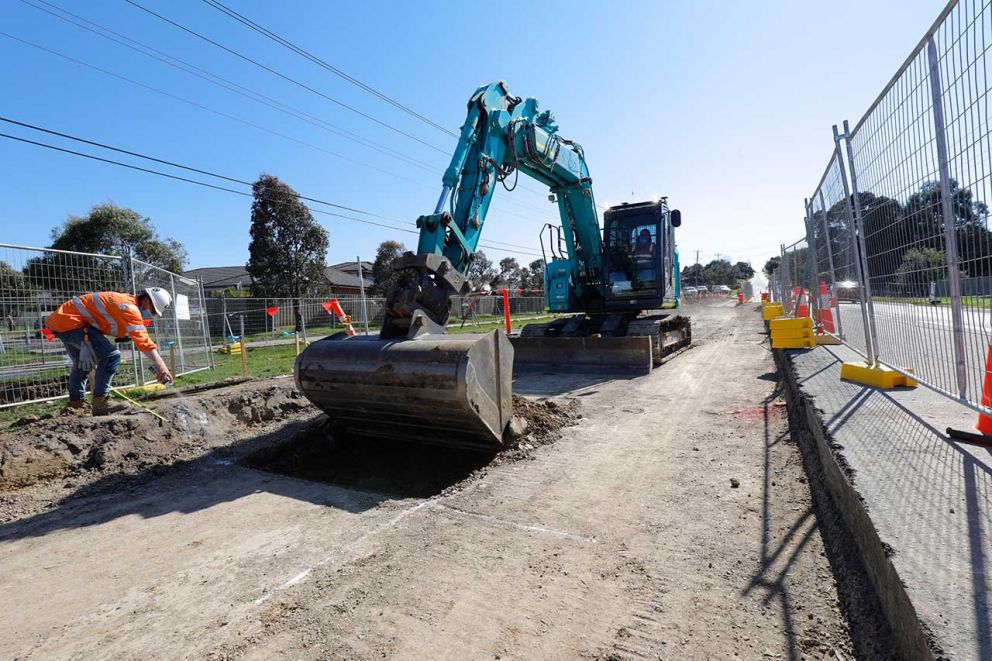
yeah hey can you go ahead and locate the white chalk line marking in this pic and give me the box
[434,504,597,543]
[253,499,435,606]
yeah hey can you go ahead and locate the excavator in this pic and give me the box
[295,82,690,452]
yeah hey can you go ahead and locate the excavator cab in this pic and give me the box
[602,200,681,310]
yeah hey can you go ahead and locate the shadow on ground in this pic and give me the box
[744,373,900,660]
[0,416,492,545]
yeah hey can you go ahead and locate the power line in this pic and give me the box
[122,0,450,156]
[197,0,592,213]
[201,0,458,139]
[0,124,543,257]
[9,9,558,224]
[22,0,441,174]
[6,19,560,226]
[0,31,449,190]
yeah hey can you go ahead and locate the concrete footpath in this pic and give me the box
[779,341,992,659]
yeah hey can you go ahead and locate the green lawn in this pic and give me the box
[873,295,992,309]
[0,316,557,428]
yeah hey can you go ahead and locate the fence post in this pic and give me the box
[818,188,844,339]
[125,249,143,387]
[168,273,185,373]
[803,201,819,323]
[927,37,968,399]
[299,297,308,344]
[502,288,512,333]
[239,314,248,377]
[837,122,879,367]
[357,256,370,336]
[197,277,214,370]
[780,244,791,314]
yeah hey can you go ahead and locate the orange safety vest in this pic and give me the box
[633,242,655,269]
[47,291,157,352]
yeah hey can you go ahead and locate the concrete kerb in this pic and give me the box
[773,347,936,660]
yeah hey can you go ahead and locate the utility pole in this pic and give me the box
[694,250,701,287]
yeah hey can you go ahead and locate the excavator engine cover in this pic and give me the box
[295,330,514,452]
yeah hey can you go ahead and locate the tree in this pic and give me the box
[369,240,406,296]
[701,259,733,286]
[25,203,188,295]
[731,261,755,282]
[495,257,521,289]
[894,248,947,297]
[246,174,329,300]
[763,256,781,277]
[528,259,546,291]
[0,261,34,316]
[50,203,187,271]
[466,250,497,287]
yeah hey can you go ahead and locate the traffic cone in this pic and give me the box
[328,299,357,336]
[737,292,745,305]
[978,346,992,435]
[796,289,809,318]
[818,281,835,333]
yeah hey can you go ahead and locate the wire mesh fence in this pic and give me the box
[130,257,213,386]
[779,0,992,416]
[0,243,210,408]
[202,294,550,345]
[807,147,873,358]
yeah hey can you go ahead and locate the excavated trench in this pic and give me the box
[243,395,581,498]
[0,380,580,520]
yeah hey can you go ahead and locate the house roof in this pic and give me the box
[329,260,373,274]
[323,267,363,289]
[183,266,252,289]
[185,265,367,290]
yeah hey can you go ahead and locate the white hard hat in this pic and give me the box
[143,287,172,316]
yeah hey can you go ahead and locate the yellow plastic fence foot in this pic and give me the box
[762,304,785,320]
[813,333,842,346]
[770,316,814,349]
[840,362,917,389]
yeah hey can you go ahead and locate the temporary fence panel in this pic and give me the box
[0,243,135,407]
[842,0,987,408]
[806,147,874,357]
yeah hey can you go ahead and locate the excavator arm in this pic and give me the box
[380,82,604,338]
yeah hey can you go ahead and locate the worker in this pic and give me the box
[632,228,657,287]
[46,288,175,415]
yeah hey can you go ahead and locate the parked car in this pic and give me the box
[832,280,861,303]
[714,285,732,294]
[682,286,698,299]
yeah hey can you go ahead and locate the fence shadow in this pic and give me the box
[792,345,992,659]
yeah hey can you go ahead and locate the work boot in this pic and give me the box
[92,396,130,416]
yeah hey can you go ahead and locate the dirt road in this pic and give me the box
[0,301,889,659]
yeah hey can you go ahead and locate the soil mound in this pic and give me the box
[0,381,314,491]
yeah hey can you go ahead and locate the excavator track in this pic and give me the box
[512,313,691,374]
[626,313,692,365]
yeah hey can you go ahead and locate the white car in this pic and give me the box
[714,285,732,294]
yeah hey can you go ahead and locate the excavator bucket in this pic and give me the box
[295,330,514,452]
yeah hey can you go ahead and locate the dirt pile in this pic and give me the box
[509,394,580,446]
[0,381,315,491]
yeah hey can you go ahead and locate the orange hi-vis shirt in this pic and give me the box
[47,291,157,352]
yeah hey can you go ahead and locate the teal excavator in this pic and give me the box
[296,82,690,451]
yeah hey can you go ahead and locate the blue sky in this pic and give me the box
[1,0,945,272]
